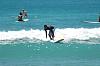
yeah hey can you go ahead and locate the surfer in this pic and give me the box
[19,9,28,18]
[99,16,100,22]
[21,9,28,18]
[44,25,55,40]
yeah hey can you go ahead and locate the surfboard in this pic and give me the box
[84,21,100,24]
[54,39,64,43]
[16,19,29,22]
[23,19,29,22]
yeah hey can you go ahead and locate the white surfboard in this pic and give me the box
[23,19,29,22]
[16,19,29,22]
[84,21,100,24]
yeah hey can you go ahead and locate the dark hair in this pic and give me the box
[44,25,48,30]
[44,25,47,27]
[20,12,22,15]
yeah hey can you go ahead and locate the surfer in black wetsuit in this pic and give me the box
[44,25,55,40]
[99,16,100,22]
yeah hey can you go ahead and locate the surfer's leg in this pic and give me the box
[48,31,53,40]
[52,32,54,40]
[48,34,52,40]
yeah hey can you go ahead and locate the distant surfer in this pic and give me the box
[17,9,28,22]
[99,16,100,22]
[44,25,55,40]
[21,9,28,18]
[19,9,28,18]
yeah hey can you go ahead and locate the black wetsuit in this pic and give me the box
[18,15,23,21]
[99,16,100,22]
[44,25,50,38]
[48,26,54,40]
[44,25,54,40]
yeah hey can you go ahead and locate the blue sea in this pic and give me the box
[0,0,100,66]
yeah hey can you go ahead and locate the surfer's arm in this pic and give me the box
[45,30,47,38]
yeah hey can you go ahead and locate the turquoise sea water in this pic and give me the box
[0,0,100,66]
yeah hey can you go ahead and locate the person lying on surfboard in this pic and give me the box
[44,25,55,40]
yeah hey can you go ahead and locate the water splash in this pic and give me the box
[0,28,100,44]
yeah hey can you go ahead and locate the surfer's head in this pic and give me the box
[44,25,49,30]
[44,25,47,27]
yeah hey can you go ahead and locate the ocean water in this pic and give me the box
[0,0,100,66]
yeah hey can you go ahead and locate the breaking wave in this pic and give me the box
[0,28,100,44]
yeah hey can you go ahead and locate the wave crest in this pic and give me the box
[0,28,100,44]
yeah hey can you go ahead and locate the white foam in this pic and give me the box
[0,28,100,43]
